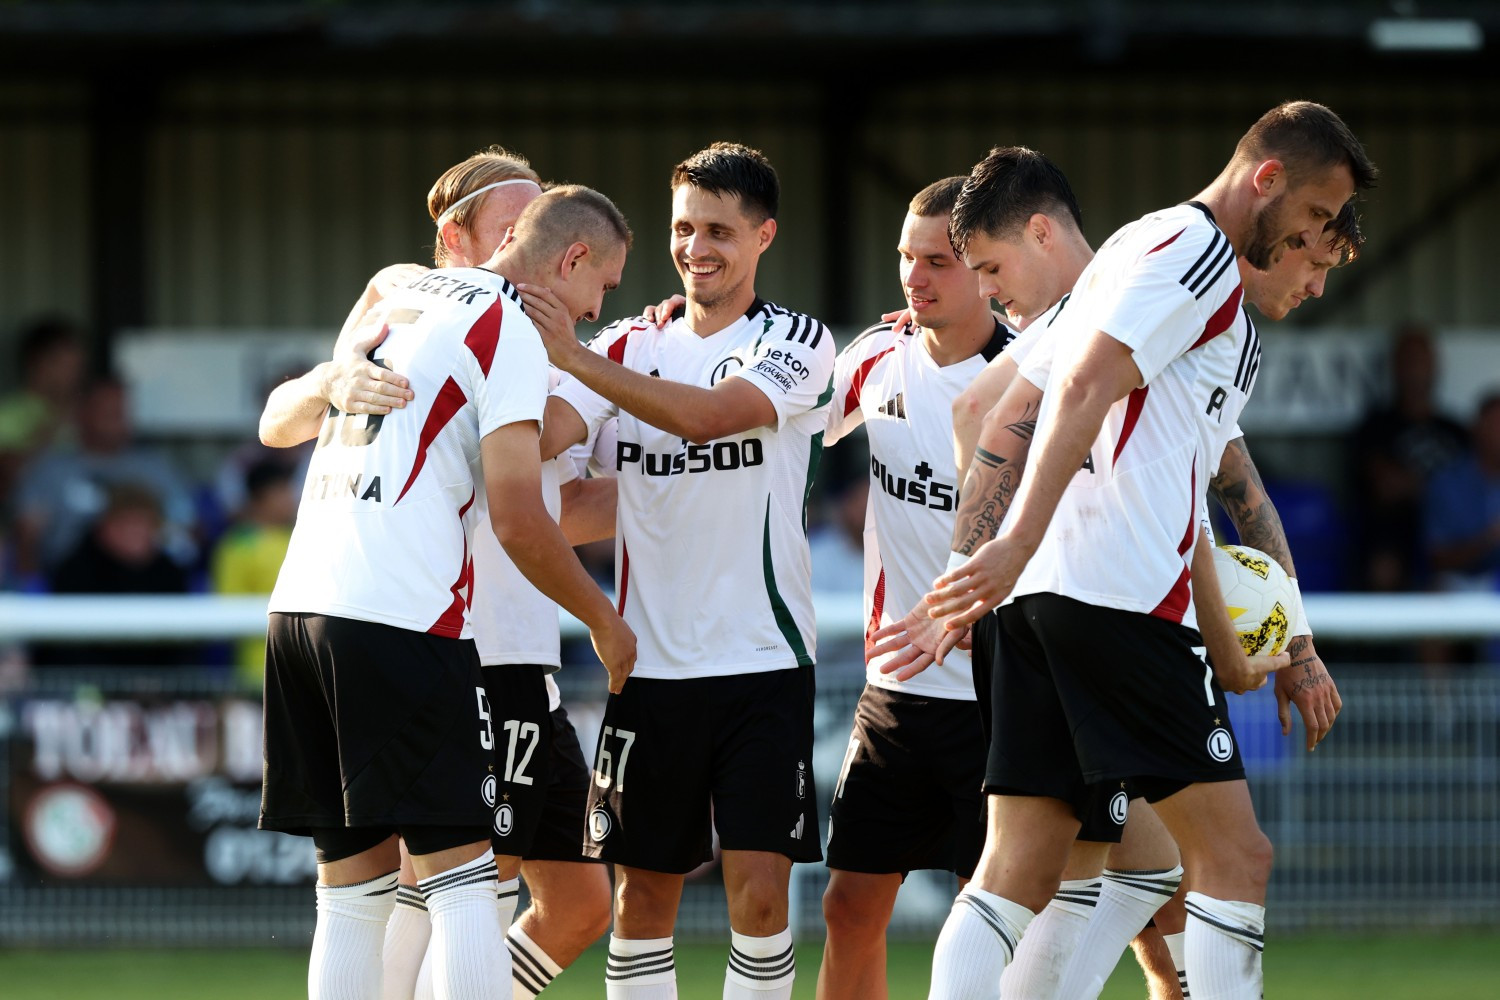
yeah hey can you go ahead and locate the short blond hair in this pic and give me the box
[427,145,543,265]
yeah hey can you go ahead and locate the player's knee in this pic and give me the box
[1243,829,1274,886]
[821,879,886,937]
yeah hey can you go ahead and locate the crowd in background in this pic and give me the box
[1,313,1497,678]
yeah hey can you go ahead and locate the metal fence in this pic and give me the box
[2,653,1496,947]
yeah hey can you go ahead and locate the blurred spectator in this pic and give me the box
[810,478,867,595]
[0,316,86,506]
[1425,392,1500,590]
[37,484,191,667]
[1350,324,1468,590]
[211,459,297,687]
[11,372,198,582]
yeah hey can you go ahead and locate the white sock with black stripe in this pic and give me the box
[724,927,795,997]
[927,885,1033,1000]
[497,877,521,932]
[310,869,400,1000]
[508,925,563,998]
[1163,931,1191,997]
[1055,866,1185,1000]
[380,884,430,1000]
[418,849,507,999]
[605,935,676,998]
[999,877,1101,1000]
[1184,892,1263,1000]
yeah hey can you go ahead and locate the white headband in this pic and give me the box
[435,178,543,226]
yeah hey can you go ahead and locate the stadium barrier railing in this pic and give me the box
[0,592,1497,945]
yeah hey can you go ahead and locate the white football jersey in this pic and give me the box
[1013,202,1256,629]
[270,269,547,637]
[827,319,1015,699]
[551,298,836,680]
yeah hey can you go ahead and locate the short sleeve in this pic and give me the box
[471,308,548,438]
[730,314,837,431]
[1018,326,1058,391]
[1093,222,1237,386]
[824,324,890,446]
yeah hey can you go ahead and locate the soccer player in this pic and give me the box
[528,142,835,1000]
[812,176,1014,1000]
[910,149,1362,1000]
[262,147,623,1000]
[258,183,636,999]
[915,102,1376,1000]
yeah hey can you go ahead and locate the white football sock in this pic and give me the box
[418,849,507,999]
[927,886,1033,1000]
[310,869,399,1000]
[381,884,431,1000]
[413,948,434,1000]
[497,877,521,931]
[508,925,563,999]
[1163,931,1190,998]
[999,877,1100,1000]
[1056,866,1184,1000]
[605,935,677,999]
[724,927,795,998]
[1184,892,1264,1000]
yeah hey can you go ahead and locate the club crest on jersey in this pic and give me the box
[589,805,613,842]
[494,803,514,838]
[482,775,497,808]
[711,355,745,385]
[1207,727,1235,762]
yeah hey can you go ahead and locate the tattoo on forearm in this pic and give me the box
[973,447,1007,470]
[1004,418,1038,442]
[954,464,1021,556]
[1209,438,1295,574]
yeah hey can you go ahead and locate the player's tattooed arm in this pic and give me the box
[949,397,1040,556]
[1208,436,1296,577]
[1211,435,1342,749]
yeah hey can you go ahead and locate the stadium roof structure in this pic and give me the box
[0,1,1493,75]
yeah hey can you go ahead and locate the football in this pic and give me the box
[1211,544,1294,656]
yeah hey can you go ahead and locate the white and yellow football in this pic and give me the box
[1211,544,1294,656]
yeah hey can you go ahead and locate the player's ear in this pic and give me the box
[439,220,467,258]
[1028,213,1053,249]
[1251,159,1284,199]
[756,217,777,253]
[496,226,517,253]
[561,241,590,277]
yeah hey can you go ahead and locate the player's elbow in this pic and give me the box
[953,385,987,432]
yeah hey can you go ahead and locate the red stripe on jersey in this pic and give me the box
[607,329,638,365]
[1153,465,1199,624]
[1112,386,1150,465]
[1176,466,1199,556]
[616,539,631,616]
[1147,228,1186,255]
[396,376,468,505]
[845,346,897,417]
[430,489,477,638]
[1150,565,1192,624]
[1190,284,1244,351]
[464,297,504,376]
[866,566,886,642]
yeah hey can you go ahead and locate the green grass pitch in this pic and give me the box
[0,933,1495,998]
